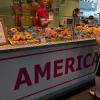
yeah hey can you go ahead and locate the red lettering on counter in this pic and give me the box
[54,59,63,78]
[84,53,92,68]
[35,62,51,83]
[92,52,99,66]
[14,68,32,90]
[65,57,75,74]
[76,55,83,71]
[14,52,99,91]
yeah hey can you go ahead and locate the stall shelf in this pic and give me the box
[0,38,95,51]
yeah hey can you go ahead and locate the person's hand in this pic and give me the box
[93,27,100,43]
[49,11,54,21]
[94,34,100,43]
[41,18,52,26]
[48,18,53,23]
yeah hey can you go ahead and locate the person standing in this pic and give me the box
[72,8,80,26]
[33,0,53,28]
[88,15,96,26]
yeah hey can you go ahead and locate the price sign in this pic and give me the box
[0,18,7,45]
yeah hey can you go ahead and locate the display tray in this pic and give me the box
[0,38,95,51]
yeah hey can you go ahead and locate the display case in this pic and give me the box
[0,0,100,100]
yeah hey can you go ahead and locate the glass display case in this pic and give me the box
[0,0,97,46]
[0,1,99,100]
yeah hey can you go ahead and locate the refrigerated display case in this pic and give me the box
[0,0,99,100]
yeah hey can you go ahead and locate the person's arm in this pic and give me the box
[93,28,100,43]
[94,34,100,43]
[40,18,52,26]
[40,11,54,26]
[36,7,53,27]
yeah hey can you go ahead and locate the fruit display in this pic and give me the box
[8,28,40,45]
[7,27,73,45]
[7,24,97,46]
[45,27,72,42]
[93,27,100,35]
[92,27,100,43]
[73,24,95,39]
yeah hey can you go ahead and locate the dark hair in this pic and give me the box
[88,16,94,19]
[72,8,80,17]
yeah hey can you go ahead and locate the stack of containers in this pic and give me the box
[21,1,32,27]
[32,1,39,26]
[12,0,22,26]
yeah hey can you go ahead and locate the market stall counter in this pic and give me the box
[0,38,99,100]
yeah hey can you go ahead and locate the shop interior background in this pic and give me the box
[0,0,100,27]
